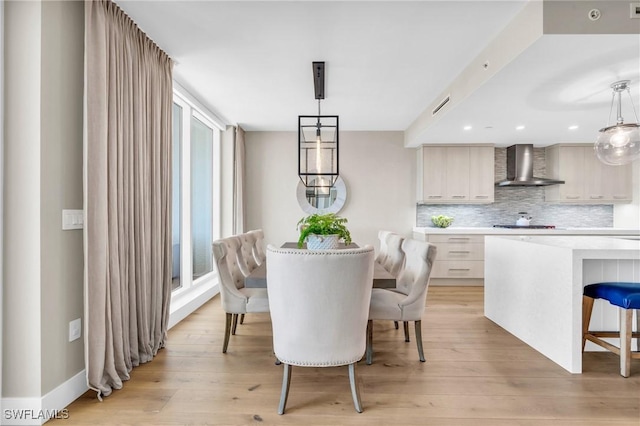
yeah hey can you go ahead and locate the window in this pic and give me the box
[171,90,221,297]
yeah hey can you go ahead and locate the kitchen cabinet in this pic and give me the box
[426,234,484,281]
[417,144,494,204]
[545,144,632,203]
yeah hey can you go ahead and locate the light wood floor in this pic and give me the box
[51,287,640,425]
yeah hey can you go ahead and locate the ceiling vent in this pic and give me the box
[432,95,450,116]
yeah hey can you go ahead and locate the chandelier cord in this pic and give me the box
[607,91,615,126]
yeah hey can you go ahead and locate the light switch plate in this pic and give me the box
[632,3,640,18]
[69,318,81,342]
[62,209,84,230]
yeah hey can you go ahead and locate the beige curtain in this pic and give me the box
[84,0,173,398]
[232,126,246,234]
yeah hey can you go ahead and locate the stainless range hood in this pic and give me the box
[495,144,564,187]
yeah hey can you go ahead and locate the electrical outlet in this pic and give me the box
[69,318,81,342]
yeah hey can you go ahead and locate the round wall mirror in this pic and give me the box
[296,176,347,215]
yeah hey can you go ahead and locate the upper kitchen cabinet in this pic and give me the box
[417,144,494,204]
[545,144,632,203]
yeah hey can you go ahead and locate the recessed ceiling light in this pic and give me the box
[463,125,472,131]
[568,125,579,130]
[516,125,525,130]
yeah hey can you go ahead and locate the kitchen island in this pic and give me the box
[484,235,639,374]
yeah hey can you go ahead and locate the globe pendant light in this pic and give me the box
[594,80,640,166]
[298,62,339,188]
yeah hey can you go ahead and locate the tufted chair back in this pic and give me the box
[383,232,405,277]
[247,229,266,265]
[237,232,259,276]
[394,239,437,319]
[375,230,391,264]
[212,236,248,312]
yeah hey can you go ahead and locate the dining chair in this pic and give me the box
[366,238,437,364]
[237,231,260,276]
[266,245,375,414]
[247,229,266,266]
[375,230,407,333]
[212,236,269,353]
[381,231,406,277]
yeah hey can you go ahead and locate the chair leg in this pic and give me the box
[348,363,363,413]
[635,309,640,352]
[278,363,292,415]
[403,321,410,342]
[415,320,425,362]
[231,314,239,335]
[621,308,632,378]
[239,314,245,325]
[394,321,399,329]
[223,313,232,353]
[582,296,595,351]
[366,320,373,365]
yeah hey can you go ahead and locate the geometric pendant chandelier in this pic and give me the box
[298,61,339,188]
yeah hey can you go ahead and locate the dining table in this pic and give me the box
[244,242,396,289]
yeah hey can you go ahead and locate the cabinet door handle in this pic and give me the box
[448,268,471,271]
[589,195,604,199]
[427,195,443,199]
[613,195,627,199]
[451,195,466,199]
[474,195,489,199]
[447,238,470,241]
[565,195,581,199]
[449,250,470,254]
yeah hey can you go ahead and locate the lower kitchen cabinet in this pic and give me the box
[426,235,484,282]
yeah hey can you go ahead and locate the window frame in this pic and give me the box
[169,85,223,318]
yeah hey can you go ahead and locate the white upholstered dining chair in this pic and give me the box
[212,236,269,353]
[266,245,375,414]
[375,230,407,333]
[366,238,437,364]
[376,230,405,276]
[247,229,266,266]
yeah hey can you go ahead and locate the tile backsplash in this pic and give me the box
[416,147,613,228]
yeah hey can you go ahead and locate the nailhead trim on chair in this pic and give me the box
[275,356,363,367]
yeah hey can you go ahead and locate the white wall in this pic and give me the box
[3,0,43,397]
[613,160,640,228]
[244,131,416,250]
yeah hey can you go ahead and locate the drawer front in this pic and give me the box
[432,260,484,279]
[436,243,484,260]
[428,234,484,244]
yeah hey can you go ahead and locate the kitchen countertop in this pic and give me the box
[413,226,640,236]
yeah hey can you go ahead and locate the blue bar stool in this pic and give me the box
[582,282,640,377]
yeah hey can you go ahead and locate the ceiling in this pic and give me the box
[115,0,640,148]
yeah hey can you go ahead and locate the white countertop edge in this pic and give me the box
[484,235,640,257]
[413,227,640,236]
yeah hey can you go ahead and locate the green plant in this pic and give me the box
[297,213,352,248]
[431,215,454,228]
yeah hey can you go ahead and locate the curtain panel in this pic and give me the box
[232,126,246,234]
[84,0,173,397]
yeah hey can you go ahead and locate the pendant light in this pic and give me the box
[594,80,640,165]
[298,62,339,188]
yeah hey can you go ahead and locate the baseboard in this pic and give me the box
[1,370,87,425]
[168,283,219,329]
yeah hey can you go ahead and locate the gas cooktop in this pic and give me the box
[493,225,556,229]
